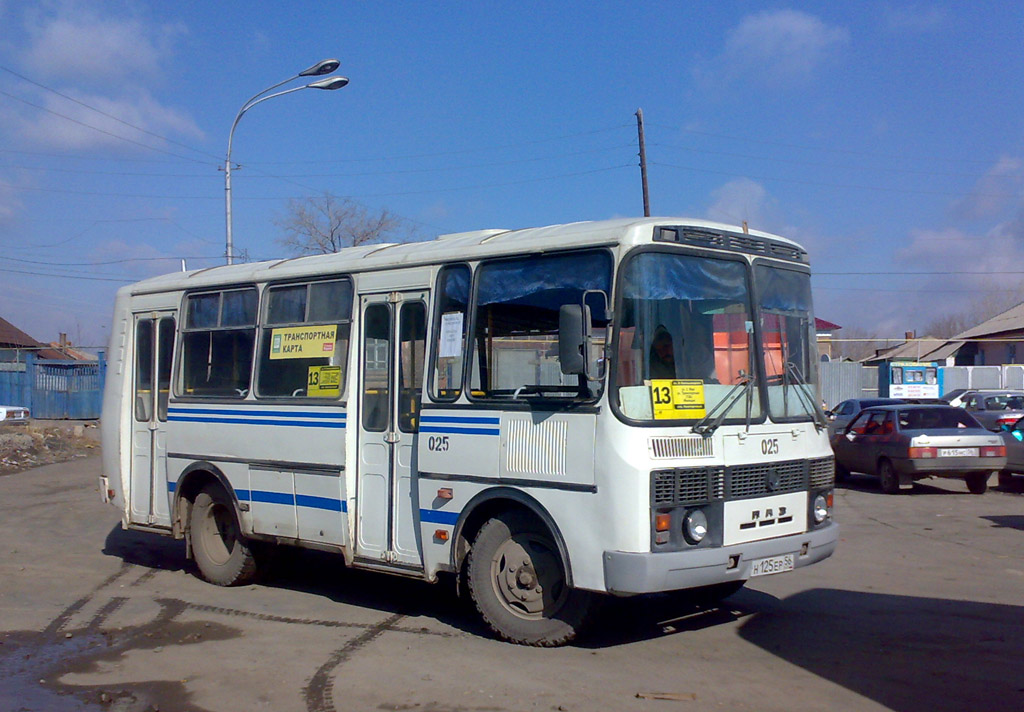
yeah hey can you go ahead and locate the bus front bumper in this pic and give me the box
[602,522,839,596]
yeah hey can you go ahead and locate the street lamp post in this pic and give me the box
[224,59,348,265]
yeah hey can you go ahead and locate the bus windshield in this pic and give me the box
[756,265,818,421]
[615,251,760,422]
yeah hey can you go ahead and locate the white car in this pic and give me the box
[0,404,30,426]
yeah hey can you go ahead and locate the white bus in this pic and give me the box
[101,217,838,646]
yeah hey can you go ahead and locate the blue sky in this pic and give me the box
[1,1,1023,349]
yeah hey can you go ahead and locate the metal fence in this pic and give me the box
[820,362,1024,408]
[0,353,105,419]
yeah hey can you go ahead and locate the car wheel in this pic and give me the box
[467,512,596,646]
[965,472,990,495]
[879,459,900,495]
[998,469,1014,487]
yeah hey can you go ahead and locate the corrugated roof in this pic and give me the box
[953,301,1024,339]
[0,317,69,359]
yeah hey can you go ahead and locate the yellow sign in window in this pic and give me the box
[307,365,342,397]
[270,325,338,360]
[650,379,706,420]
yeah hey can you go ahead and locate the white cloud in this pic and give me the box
[696,10,850,87]
[2,5,200,154]
[14,89,204,151]
[22,7,186,85]
[950,156,1023,220]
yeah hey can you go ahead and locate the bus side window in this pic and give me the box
[256,278,353,400]
[179,288,257,398]
[430,264,470,401]
[398,302,427,432]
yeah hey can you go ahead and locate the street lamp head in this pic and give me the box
[300,58,340,76]
[308,76,349,91]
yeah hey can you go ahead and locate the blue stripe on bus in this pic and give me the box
[420,508,459,525]
[167,415,345,428]
[420,426,500,436]
[250,490,294,506]
[420,415,500,425]
[167,408,346,420]
[295,494,347,512]
[165,483,345,513]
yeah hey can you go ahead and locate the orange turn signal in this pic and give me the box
[437,487,453,500]
[655,513,671,532]
[434,529,449,542]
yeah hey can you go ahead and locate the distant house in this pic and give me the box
[0,317,73,361]
[861,331,944,366]
[816,317,841,360]
[921,301,1024,366]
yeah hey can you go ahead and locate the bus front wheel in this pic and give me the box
[467,512,594,646]
[190,484,259,586]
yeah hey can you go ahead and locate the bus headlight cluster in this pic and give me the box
[813,494,829,524]
[683,509,708,544]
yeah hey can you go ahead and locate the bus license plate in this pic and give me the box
[938,448,977,457]
[749,554,794,578]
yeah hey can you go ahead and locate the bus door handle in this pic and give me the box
[384,431,400,444]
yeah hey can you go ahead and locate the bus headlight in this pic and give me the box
[813,494,829,524]
[683,509,708,544]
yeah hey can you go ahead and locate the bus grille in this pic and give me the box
[652,457,833,506]
[809,457,835,488]
[730,460,806,498]
[651,466,725,506]
[649,436,713,459]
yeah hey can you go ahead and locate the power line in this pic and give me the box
[0,65,221,162]
[648,121,996,166]
[652,160,1018,200]
[0,88,213,165]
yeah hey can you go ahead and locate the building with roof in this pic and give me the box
[0,316,73,361]
[919,301,1024,366]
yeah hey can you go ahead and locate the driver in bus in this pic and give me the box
[649,326,677,379]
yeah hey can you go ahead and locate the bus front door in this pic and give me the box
[129,313,176,527]
[355,292,428,568]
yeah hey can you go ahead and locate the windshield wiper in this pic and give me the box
[691,371,756,436]
[783,361,828,430]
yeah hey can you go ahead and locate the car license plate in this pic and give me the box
[938,447,977,457]
[749,554,794,577]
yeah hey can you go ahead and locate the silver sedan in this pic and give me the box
[830,404,1005,494]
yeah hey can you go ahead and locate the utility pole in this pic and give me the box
[635,108,650,217]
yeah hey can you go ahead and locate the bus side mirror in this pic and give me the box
[558,304,590,376]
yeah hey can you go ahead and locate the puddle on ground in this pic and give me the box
[0,604,239,712]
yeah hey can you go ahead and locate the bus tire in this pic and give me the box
[190,484,258,586]
[467,512,594,647]
[879,459,900,495]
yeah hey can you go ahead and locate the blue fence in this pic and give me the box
[0,353,106,419]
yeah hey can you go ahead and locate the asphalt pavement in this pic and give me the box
[1,456,1022,712]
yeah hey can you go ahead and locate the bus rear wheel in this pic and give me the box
[467,512,594,647]
[190,484,259,586]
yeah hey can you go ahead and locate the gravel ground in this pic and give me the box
[0,421,99,476]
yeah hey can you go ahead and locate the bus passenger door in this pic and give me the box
[355,292,427,568]
[130,313,176,527]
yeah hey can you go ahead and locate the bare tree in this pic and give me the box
[832,325,882,361]
[275,192,403,255]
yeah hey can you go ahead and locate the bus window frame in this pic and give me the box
[609,244,765,428]
[253,275,354,403]
[751,257,817,425]
[175,285,259,400]
[464,247,612,407]
[427,262,473,404]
